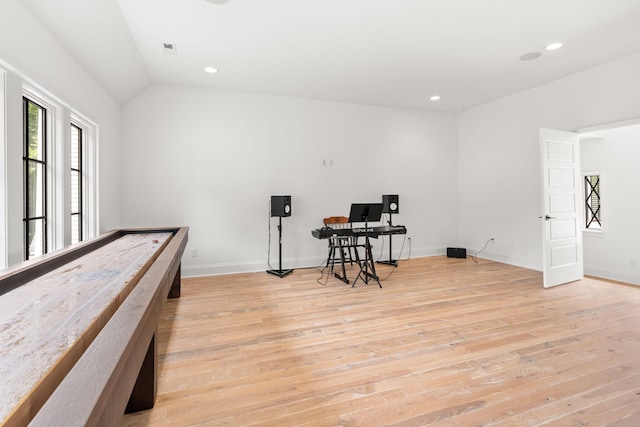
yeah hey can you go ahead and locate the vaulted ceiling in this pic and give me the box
[21,0,640,111]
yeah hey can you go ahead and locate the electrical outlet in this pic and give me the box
[192,248,198,257]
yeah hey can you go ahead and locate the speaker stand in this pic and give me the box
[377,213,398,266]
[267,216,293,278]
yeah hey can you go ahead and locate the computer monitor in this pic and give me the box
[348,203,384,223]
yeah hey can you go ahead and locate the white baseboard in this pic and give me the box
[471,250,541,272]
[584,267,640,286]
[181,246,447,278]
[182,255,326,278]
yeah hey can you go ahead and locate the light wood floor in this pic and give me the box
[121,256,640,426]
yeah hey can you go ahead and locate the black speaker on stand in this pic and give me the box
[378,194,399,266]
[267,195,294,278]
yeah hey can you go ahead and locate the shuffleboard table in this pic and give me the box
[0,227,188,426]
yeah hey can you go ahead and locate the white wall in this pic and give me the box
[0,0,122,266]
[580,125,640,285]
[7,0,639,279]
[457,52,640,271]
[121,84,459,276]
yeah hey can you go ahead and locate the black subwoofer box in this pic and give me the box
[447,247,467,258]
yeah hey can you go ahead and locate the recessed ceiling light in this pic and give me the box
[206,0,229,4]
[520,52,542,61]
[430,95,441,101]
[204,66,218,74]
[545,42,563,51]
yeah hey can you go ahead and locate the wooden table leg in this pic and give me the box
[125,332,157,413]
[168,264,181,298]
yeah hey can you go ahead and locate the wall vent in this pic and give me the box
[162,43,177,54]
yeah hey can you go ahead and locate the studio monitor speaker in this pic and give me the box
[382,194,399,214]
[271,195,292,217]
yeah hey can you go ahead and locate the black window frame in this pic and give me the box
[70,123,83,244]
[23,97,48,260]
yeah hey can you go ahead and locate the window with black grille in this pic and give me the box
[585,175,601,230]
[23,97,47,259]
[70,123,83,244]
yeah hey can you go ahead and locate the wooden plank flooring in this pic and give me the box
[121,256,640,426]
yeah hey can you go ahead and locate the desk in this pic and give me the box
[0,227,188,426]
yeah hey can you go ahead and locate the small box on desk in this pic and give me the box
[447,247,467,258]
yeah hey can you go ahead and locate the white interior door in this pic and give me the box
[540,128,584,288]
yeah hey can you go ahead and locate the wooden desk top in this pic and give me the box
[0,232,173,425]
